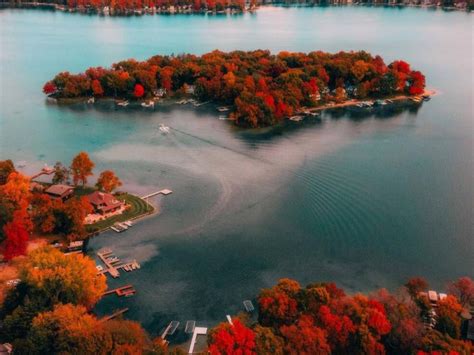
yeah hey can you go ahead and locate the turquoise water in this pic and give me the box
[1,7,472,336]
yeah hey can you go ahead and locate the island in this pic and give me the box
[43,50,428,127]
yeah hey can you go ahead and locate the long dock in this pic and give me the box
[100,308,129,322]
[141,189,173,199]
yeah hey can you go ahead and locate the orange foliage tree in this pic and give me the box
[21,246,106,308]
[70,151,95,186]
[96,170,122,193]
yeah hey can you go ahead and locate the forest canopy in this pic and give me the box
[44,50,426,127]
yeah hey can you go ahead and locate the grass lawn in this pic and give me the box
[86,193,154,233]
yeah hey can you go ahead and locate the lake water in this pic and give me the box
[1,6,472,337]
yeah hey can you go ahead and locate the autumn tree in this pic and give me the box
[52,196,93,239]
[405,277,429,299]
[435,295,463,339]
[134,83,145,98]
[253,325,284,355]
[0,159,16,185]
[208,318,256,355]
[258,278,300,327]
[280,315,331,354]
[27,304,112,354]
[70,151,95,186]
[96,170,122,193]
[21,246,106,309]
[3,212,30,260]
[52,161,70,185]
[447,276,474,309]
[30,193,55,234]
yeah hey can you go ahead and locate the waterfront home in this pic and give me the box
[44,184,74,200]
[87,191,124,215]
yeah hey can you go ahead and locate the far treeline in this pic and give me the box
[1,0,471,14]
[43,50,426,127]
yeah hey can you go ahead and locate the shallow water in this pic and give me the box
[0,6,473,337]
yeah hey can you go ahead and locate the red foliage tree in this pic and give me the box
[3,211,29,260]
[208,319,256,355]
[43,81,57,95]
[91,79,104,96]
[133,83,145,98]
[280,315,331,355]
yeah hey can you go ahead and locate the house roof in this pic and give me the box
[45,184,74,196]
[87,191,123,212]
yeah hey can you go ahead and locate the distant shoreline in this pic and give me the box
[0,2,471,14]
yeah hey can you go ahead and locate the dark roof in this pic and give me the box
[87,191,123,212]
[44,184,74,196]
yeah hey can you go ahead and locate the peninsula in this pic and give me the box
[43,50,427,127]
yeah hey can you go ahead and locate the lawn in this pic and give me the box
[85,193,154,233]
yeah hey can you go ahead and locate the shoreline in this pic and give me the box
[1,3,470,14]
[298,88,437,116]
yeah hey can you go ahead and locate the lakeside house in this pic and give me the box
[44,184,74,200]
[87,191,124,215]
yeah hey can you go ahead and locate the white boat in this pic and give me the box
[289,115,304,122]
[117,222,129,230]
[17,161,27,168]
[116,100,129,107]
[87,97,95,104]
[218,115,228,120]
[141,100,154,108]
[111,226,121,233]
[123,220,133,227]
[217,106,230,112]
[159,124,170,134]
[96,265,104,272]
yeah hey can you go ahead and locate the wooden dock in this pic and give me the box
[141,189,173,199]
[188,326,208,354]
[103,285,136,297]
[100,308,129,322]
[30,167,54,180]
[97,249,140,278]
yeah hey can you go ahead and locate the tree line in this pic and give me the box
[1,252,472,354]
[43,50,426,127]
[0,154,121,261]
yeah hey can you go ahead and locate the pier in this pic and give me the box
[141,189,173,199]
[30,166,54,180]
[100,308,129,322]
[97,249,140,278]
[188,326,208,354]
[103,285,136,297]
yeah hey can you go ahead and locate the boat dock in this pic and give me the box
[243,300,255,312]
[188,326,208,354]
[141,189,173,199]
[103,285,136,297]
[97,248,140,278]
[100,308,129,322]
[161,321,180,339]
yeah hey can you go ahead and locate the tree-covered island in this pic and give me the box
[43,50,427,128]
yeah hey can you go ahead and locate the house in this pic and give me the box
[87,191,124,215]
[44,184,74,200]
